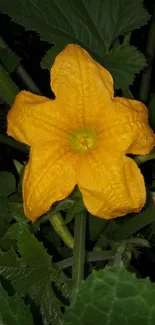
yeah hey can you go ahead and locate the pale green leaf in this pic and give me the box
[0,282,34,325]
[0,0,149,89]
[63,263,155,325]
[0,172,16,197]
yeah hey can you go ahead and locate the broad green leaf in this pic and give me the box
[113,206,155,241]
[0,47,20,73]
[0,0,149,50]
[41,43,146,89]
[63,263,155,325]
[148,93,155,131]
[0,281,34,325]
[0,172,16,197]
[41,43,66,69]
[102,44,147,89]
[0,229,71,325]
[0,0,148,89]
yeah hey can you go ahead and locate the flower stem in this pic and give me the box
[139,4,155,102]
[72,211,86,304]
[123,32,132,45]
[49,212,74,249]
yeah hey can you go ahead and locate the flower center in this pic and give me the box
[69,129,97,153]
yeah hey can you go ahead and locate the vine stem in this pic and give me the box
[72,211,86,304]
[0,36,41,95]
[139,4,155,102]
[0,134,29,153]
[55,250,113,269]
[134,148,155,165]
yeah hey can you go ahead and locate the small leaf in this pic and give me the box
[0,281,34,325]
[0,172,16,197]
[63,263,155,325]
[65,202,85,225]
[9,202,28,226]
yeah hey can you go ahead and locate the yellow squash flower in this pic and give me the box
[7,44,155,222]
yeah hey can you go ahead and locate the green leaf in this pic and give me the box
[0,172,16,197]
[0,197,13,239]
[149,93,155,131]
[9,202,28,226]
[113,206,155,241]
[102,44,147,89]
[0,47,21,73]
[0,0,149,50]
[41,43,66,69]
[0,229,71,325]
[63,263,155,325]
[0,281,34,325]
[41,43,146,89]
[0,0,149,89]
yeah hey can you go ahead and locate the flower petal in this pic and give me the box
[78,149,146,219]
[7,90,72,146]
[23,142,78,221]
[50,44,114,131]
[102,97,155,154]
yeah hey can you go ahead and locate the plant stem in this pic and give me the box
[139,5,155,102]
[0,36,41,94]
[72,212,86,303]
[0,134,29,153]
[55,250,114,269]
[16,65,41,94]
[0,64,19,105]
[134,148,155,165]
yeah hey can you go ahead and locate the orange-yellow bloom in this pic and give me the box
[7,44,155,222]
